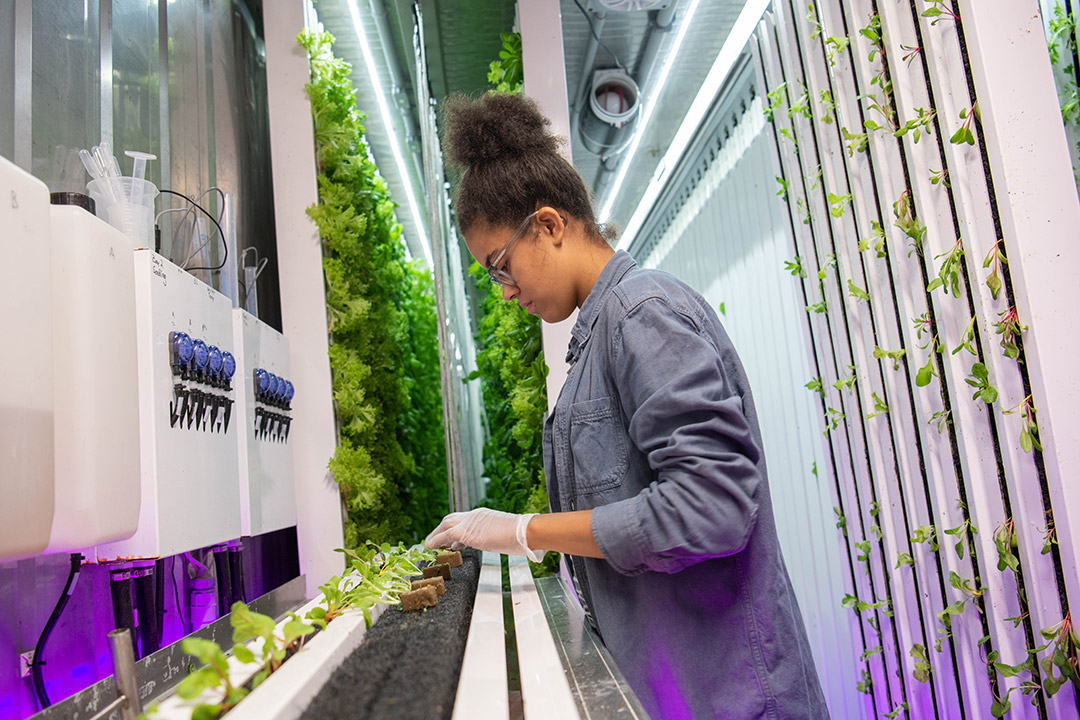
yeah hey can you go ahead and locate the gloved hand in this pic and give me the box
[424,508,545,562]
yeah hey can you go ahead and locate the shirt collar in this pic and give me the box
[565,250,637,365]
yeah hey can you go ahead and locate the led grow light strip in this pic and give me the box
[612,0,772,252]
[597,0,702,224]
[347,0,433,266]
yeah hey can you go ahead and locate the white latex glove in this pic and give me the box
[424,508,545,562]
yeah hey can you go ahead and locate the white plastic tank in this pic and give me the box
[0,156,56,561]
[46,199,141,553]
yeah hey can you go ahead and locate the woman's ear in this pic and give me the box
[535,206,566,246]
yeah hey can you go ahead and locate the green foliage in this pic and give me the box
[950,103,979,146]
[299,30,447,546]
[874,345,907,371]
[487,32,523,94]
[926,238,965,298]
[469,263,548,516]
[965,362,999,404]
[911,643,931,683]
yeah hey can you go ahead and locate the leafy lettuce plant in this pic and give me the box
[298,30,448,546]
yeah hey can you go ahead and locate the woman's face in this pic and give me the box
[465,208,579,323]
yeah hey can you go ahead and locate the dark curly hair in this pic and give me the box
[441,92,609,245]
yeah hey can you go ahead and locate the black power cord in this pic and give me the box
[158,188,228,272]
[31,553,83,709]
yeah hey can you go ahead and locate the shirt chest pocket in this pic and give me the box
[568,396,628,495]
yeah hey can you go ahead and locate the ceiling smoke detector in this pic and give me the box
[594,0,670,11]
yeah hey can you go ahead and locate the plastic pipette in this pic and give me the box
[124,150,157,215]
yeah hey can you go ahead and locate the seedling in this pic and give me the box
[929,168,950,188]
[914,313,942,387]
[765,83,788,122]
[901,44,923,67]
[965,362,998,404]
[857,667,873,695]
[911,524,939,552]
[1004,395,1041,453]
[819,253,838,279]
[842,126,869,156]
[865,392,889,419]
[842,593,890,617]
[993,518,1020,573]
[883,703,909,719]
[847,279,870,303]
[788,85,812,121]
[833,366,857,394]
[951,103,979,146]
[951,315,977,357]
[828,192,853,218]
[824,36,850,67]
[806,376,825,398]
[921,0,960,25]
[993,306,1025,359]
[943,518,978,560]
[893,191,927,256]
[874,345,907,371]
[776,176,790,201]
[796,196,810,224]
[834,506,848,536]
[894,107,936,144]
[785,256,807,278]
[928,409,952,433]
[927,237,964,298]
[983,239,1007,299]
[895,552,914,568]
[806,2,822,40]
[807,298,828,315]
[824,406,846,432]
[857,221,887,257]
[911,643,932,683]
[1040,520,1058,556]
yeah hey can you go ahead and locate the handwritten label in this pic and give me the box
[10,190,18,209]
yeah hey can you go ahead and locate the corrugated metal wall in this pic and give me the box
[633,0,1080,717]
[745,0,1080,717]
[638,69,863,717]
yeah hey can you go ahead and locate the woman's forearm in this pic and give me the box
[526,510,605,559]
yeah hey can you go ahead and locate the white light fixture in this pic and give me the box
[614,0,772,251]
[347,1,433,266]
[598,0,702,222]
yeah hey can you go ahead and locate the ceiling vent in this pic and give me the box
[580,69,640,157]
[593,0,671,11]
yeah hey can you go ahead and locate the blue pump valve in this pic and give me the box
[255,368,270,396]
[268,374,280,400]
[222,352,236,380]
[172,332,194,366]
[284,381,295,403]
[275,376,288,401]
[192,340,209,371]
[208,346,223,376]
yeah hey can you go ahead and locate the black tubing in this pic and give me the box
[228,548,246,605]
[110,569,136,644]
[133,567,159,657]
[31,553,83,710]
[213,550,233,617]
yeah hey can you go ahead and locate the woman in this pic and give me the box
[425,92,829,720]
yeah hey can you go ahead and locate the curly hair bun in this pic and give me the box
[442,92,560,169]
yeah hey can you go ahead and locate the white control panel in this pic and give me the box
[0,155,55,562]
[97,250,241,561]
[233,308,296,537]
[47,204,141,553]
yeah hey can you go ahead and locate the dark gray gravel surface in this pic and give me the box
[299,549,481,720]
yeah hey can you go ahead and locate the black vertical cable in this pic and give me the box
[31,553,83,709]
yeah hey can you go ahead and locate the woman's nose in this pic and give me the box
[501,282,518,302]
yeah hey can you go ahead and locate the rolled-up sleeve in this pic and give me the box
[591,297,763,575]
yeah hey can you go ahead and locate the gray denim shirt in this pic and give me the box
[544,251,829,720]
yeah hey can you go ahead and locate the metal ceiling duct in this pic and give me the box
[591,0,671,11]
[580,68,640,157]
